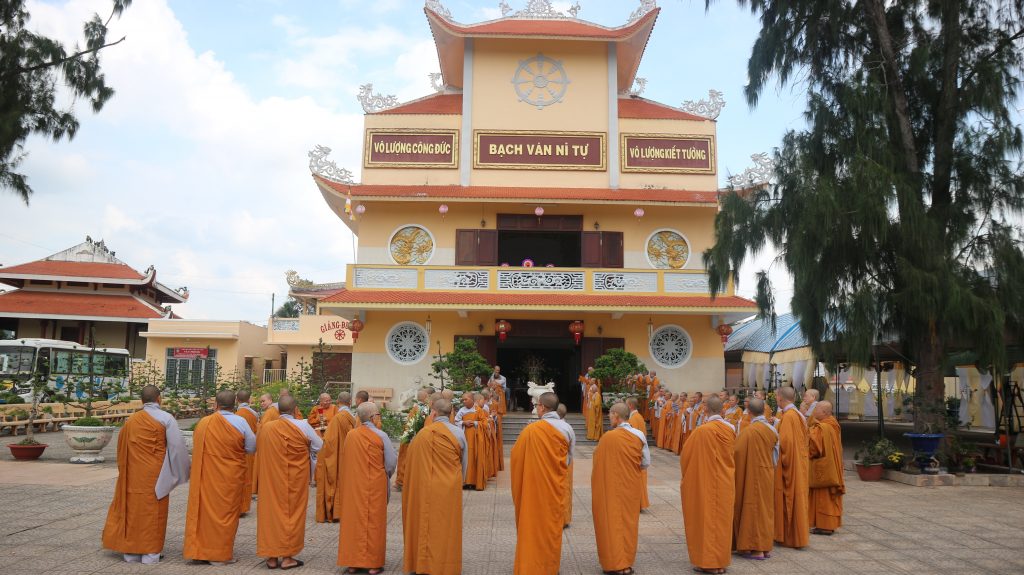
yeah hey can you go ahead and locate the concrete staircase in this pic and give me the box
[501,412,598,445]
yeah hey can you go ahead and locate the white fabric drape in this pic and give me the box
[978,371,996,428]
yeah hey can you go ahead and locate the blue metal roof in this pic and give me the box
[725,313,805,353]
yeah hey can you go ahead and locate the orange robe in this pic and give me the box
[464,410,490,490]
[656,403,671,448]
[592,426,645,572]
[101,410,174,555]
[680,417,735,572]
[724,406,743,427]
[255,419,312,558]
[628,411,651,509]
[337,424,393,570]
[184,413,249,562]
[774,406,810,548]
[736,409,753,435]
[307,404,337,437]
[402,422,465,575]
[511,419,570,575]
[733,418,777,554]
[316,408,357,523]
[394,404,422,488]
[490,399,505,472]
[252,405,280,495]
[563,460,574,527]
[587,389,604,440]
[808,416,845,531]
[672,405,688,454]
[235,406,258,514]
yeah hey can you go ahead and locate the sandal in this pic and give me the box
[280,559,304,570]
[266,559,280,569]
[811,528,834,536]
[368,569,383,575]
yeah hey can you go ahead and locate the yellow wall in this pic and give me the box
[142,319,281,381]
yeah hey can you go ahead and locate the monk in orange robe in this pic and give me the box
[733,397,778,560]
[808,401,845,535]
[556,403,574,528]
[277,388,304,418]
[587,382,604,440]
[402,398,467,575]
[650,388,664,445]
[307,392,338,437]
[487,389,505,472]
[724,394,743,427]
[456,393,489,490]
[476,392,497,479]
[680,395,735,574]
[736,396,753,435]
[235,390,258,515]
[394,388,430,491]
[337,402,397,574]
[626,397,651,510]
[184,391,256,564]
[511,392,575,575]
[656,392,673,449]
[102,385,190,565]
[315,392,357,523]
[672,394,690,454]
[256,395,322,570]
[593,402,650,575]
[774,386,810,549]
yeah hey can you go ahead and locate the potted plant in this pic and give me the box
[57,344,126,464]
[592,348,648,411]
[7,356,53,460]
[854,437,896,481]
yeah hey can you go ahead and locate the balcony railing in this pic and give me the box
[349,264,722,295]
[263,368,287,385]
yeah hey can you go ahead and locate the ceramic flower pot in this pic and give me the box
[855,462,884,481]
[7,442,48,460]
[61,424,116,463]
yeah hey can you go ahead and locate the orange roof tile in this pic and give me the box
[0,261,144,280]
[321,289,756,310]
[619,97,709,122]
[315,178,720,205]
[370,93,462,115]
[0,291,165,319]
[427,7,659,40]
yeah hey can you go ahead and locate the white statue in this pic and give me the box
[526,381,556,415]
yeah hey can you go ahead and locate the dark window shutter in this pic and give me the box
[601,231,624,268]
[477,230,499,266]
[455,229,477,265]
[581,231,602,268]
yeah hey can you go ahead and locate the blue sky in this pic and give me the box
[1,0,806,322]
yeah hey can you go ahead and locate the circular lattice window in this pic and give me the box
[512,54,570,110]
[646,229,691,269]
[386,322,429,365]
[649,325,693,368]
[389,225,434,266]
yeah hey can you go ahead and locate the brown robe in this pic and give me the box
[337,425,391,570]
[774,406,810,548]
[255,419,312,558]
[315,407,357,523]
[402,422,465,575]
[184,412,248,562]
[235,406,258,514]
[733,418,777,554]
[511,419,570,575]
[592,426,646,572]
[681,417,735,571]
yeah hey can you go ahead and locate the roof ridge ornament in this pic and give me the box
[425,0,452,20]
[627,0,657,23]
[429,72,445,93]
[680,89,726,120]
[499,0,581,19]
[308,145,355,184]
[357,83,400,113]
[727,152,775,188]
[629,77,647,97]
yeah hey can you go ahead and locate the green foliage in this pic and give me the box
[0,0,132,202]
[378,406,405,440]
[273,298,301,318]
[1,393,25,404]
[431,338,491,390]
[15,437,42,446]
[855,437,901,467]
[592,348,647,392]
[71,416,105,427]
[7,408,28,419]
[704,0,1024,434]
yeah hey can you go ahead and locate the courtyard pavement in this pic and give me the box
[1,425,1023,574]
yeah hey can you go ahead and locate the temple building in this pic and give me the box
[0,237,187,357]
[306,0,756,409]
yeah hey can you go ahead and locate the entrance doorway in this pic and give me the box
[497,338,581,411]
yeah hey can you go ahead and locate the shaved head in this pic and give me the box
[337,391,352,406]
[357,401,378,423]
[236,390,251,403]
[417,388,429,401]
[779,386,796,402]
[441,389,454,400]
[216,390,236,411]
[804,388,820,401]
[278,395,296,415]
[432,398,453,417]
[626,397,639,409]
[814,401,834,419]
[748,397,766,416]
[556,403,568,419]
[706,395,723,415]
[355,390,369,404]
[539,392,559,411]
[609,402,630,421]
[141,385,160,404]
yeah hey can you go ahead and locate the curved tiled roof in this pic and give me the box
[370,93,462,115]
[0,290,166,320]
[426,7,659,40]
[0,261,144,281]
[368,94,710,122]
[619,97,709,122]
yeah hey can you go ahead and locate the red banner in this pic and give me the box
[621,134,716,174]
[172,347,208,359]
[475,131,606,171]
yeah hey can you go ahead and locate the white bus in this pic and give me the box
[0,339,131,403]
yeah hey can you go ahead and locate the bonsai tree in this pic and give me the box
[592,348,648,394]
[431,338,490,391]
[17,352,53,446]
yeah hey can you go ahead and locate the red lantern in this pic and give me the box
[349,318,365,343]
[717,323,733,345]
[495,319,512,342]
[569,320,585,345]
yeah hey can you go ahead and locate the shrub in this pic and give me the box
[71,416,105,427]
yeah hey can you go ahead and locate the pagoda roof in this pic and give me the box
[314,176,719,206]
[0,237,188,304]
[370,92,710,123]
[0,290,170,323]
[426,4,659,91]
[320,288,756,314]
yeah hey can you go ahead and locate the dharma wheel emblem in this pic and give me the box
[512,53,569,109]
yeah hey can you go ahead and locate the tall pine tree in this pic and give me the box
[705,0,1024,432]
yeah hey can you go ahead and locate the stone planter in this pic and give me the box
[7,443,48,460]
[61,425,116,463]
[182,430,194,455]
[855,462,885,481]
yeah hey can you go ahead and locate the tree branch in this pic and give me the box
[961,27,1024,87]
[8,36,126,77]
